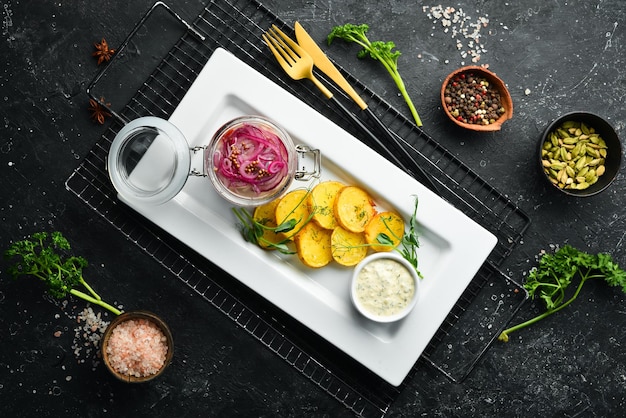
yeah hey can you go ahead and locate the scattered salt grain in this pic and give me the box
[106,318,168,377]
[65,306,110,369]
[423,5,491,64]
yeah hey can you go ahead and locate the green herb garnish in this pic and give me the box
[232,207,298,254]
[327,23,423,127]
[232,190,316,254]
[376,195,423,278]
[4,231,122,315]
[499,245,626,342]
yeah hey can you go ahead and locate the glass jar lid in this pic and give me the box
[107,116,190,205]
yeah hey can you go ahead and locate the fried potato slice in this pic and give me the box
[294,222,333,268]
[307,180,345,230]
[334,186,376,233]
[364,211,405,252]
[252,199,283,250]
[274,189,310,240]
[331,226,368,266]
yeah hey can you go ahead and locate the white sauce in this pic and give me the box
[355,258,415,317]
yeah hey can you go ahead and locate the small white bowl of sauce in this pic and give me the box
[350,252,420,323]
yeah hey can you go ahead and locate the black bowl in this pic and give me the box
[538,112,621,197]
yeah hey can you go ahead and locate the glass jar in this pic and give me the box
[107,116,320,206]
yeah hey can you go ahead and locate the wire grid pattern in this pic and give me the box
[66,1,530,416]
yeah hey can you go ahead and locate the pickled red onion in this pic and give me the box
[212,123,290,195]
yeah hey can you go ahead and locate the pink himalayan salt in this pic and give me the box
[106,318,168,377]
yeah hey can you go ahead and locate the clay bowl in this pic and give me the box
[537,111,621,197]
[101,310,174,383]
[441,66,513,131]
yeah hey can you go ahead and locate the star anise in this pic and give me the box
[88,98,112,124]
[92,38,115,65]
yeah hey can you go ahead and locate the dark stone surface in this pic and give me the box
[1,0,625,416]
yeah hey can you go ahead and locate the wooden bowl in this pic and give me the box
[441,66,513,131]
[101,310,174,383]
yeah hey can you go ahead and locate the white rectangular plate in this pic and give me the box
[120,48,497,386]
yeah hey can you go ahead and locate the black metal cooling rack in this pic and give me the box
[66,1,531,416]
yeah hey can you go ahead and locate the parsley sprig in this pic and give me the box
[327,23,423,127]
[4,231,122,315]
[499,245,626,342]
